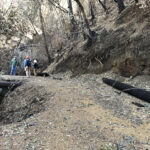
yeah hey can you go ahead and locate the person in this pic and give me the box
[10,56,18,75]
[24,56,31,77]
[33,59,38,76]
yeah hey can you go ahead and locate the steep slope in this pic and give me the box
[45,1,150,77]
[1,0,150,77]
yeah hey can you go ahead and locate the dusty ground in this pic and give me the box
[0,72,150,150]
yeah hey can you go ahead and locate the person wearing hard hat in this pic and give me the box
[33,59,38,76]
[10,56,18,75]
[24,56,31,77]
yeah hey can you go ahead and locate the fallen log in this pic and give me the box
[37,72,49,77]
[0,81,22,97]
[0,88,2,94]
[0,81,21,89]
[102,78,150,103]
[0,81,18,87]
[30,72,49,77]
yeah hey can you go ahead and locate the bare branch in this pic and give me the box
[95,57,103,67]
[97,0,109,14]
[47,0,68,13]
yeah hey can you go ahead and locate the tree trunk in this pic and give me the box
[97,0,108,14]
[0,81,21,88]
[89,2,95,24]
[67,0,76,29]
[75,0,95,40]
[39,3,51,63]
[103,0,106,5]
[67,0,77,38]
[0,80,21,98]
[102,78,150,103]
[0,88,2,94]
[78,10,87,40]
[116,0,125,13]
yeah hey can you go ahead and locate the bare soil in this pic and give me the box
[0,72,150,150]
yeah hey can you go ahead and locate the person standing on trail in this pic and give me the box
[33,59,38,76]
[24,56,31,77]
[10,56,18,75]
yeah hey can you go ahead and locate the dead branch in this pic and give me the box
[47,0,68,13]
[95,57,103,67]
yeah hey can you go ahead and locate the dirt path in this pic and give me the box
[0,73,150,150]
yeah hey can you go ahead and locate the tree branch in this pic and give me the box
[47,0,68,13]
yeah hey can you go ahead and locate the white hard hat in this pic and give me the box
[34,59,37,63]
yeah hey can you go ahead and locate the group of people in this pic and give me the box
[10,56,38,77]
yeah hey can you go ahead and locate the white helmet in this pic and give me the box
[34,59,37,63]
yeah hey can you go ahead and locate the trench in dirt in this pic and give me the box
[0,80,52,126]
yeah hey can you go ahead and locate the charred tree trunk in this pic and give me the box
[0,88,2,94]
[135,0,138,3]
[97,0,108,14]
[89,2,95,24]
[114,0,125,13]
[75,0,94,39]
[78,10,87,40]
[0,81,21,89]
[104,0,106,5]
[38,2,51,63]
[0,81,21,102]
[67,0,76,29]
[67,0,77,38]
[102,78,150,103]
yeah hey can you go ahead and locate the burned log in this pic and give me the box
[102,78,150,103]
[0,88,2,94]
[0,81,21,90]
[31,72,49,77]
[0,81,21,99]
[37,72,49,77]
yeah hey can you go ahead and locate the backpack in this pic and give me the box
[34,63,38,69]
[26,59,31,67]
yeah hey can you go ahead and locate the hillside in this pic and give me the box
[45,1,150,77]
[0,0,150,76]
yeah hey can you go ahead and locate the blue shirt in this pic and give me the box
[24,59,31,67]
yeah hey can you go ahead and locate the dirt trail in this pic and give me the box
[0,73,150,150]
